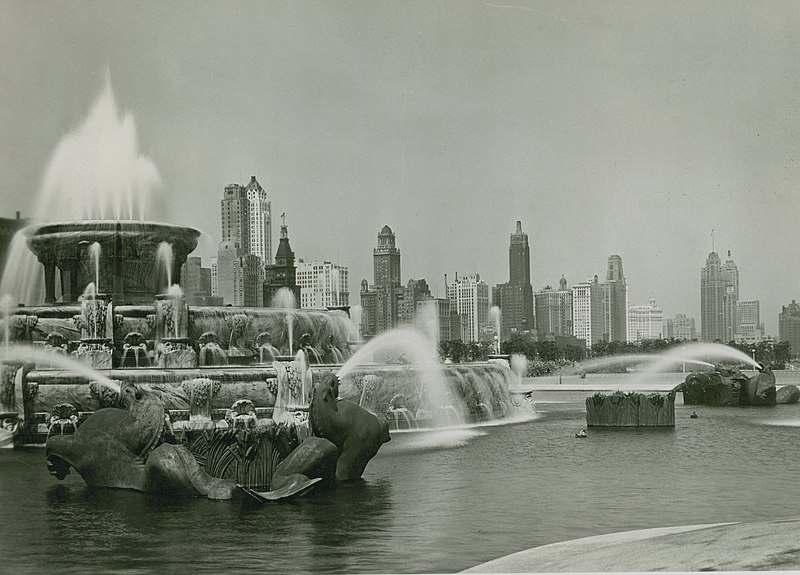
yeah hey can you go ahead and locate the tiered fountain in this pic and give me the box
[0,80,529,467]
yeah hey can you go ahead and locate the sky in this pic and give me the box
[1,0,799,336]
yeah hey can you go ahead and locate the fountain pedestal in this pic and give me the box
[585,391,675,427]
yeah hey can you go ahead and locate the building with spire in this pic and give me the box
[263,213,299,307]
[493,221,534,338]
[700,250,725,342]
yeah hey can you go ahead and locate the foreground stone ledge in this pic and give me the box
[463,517,800,572]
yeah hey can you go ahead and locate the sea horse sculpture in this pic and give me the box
[45,382,237,499]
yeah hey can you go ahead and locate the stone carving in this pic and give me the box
[46,382,236,499]
[680,365,776,407]
[309,372,391,481]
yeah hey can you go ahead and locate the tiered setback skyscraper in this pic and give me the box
[373,225,401,288]
[493,221,534,338]
[602,255,627,342]
[218,176,272,306]
[701,250,739,342]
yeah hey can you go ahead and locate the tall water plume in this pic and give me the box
[1,77,161,304]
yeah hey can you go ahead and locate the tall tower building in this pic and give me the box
[494,221,534,337]
[263,215,300,307]
[448,274,490,342]
[602,254,627,342]
[244,176,272,266]
[779,300,800,358]
[700,251,725,342]
[220,184,250,253]
[360,225,403,338]
[373,225,401,288]
[722,250,739,342]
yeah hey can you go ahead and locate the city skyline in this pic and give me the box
[1,1,799,335]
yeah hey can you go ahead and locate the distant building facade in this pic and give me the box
[447,274,490,343]
[534,276,573,339]
[627,299,664,342]
[416,298,452,346]
[181,256,222,306]
[666,313,697,341]
[297,260,349,309]
[398,279,432,325]
[572,275,604,348]
[735,300,764,344]
[779,300,800,358]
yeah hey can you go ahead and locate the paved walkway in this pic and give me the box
[463,518,800,572]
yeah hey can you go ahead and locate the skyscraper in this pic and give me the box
[722,250,739,342]
[700,251,725,342]
[735,300,764,343]
[373,225,401,288]
[360,225,404,338]
[572,275,604,348]
[779,300,800,358]
[602,254,627,342]
[494,221,534,337]
[220,183,249,253]
[448,274,490,342]
[244,176,272,266]
[534,276,573,339]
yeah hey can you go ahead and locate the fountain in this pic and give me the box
[0,79,529,501]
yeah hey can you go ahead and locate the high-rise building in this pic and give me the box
[244,176,272,266]
[373,225,401,288]
[297,260,350,309]
[495,221,534,336]
[216,241,245,306]
[263,217,299,307]
[572,275,604,348]
[534,276,573,339]
[398,279,432,325]
[779,300,800,358]
[700,251,726,342]
[735,300,764,343]
[627,299,664,342]
[666,313,697,341]
[360,225,404,338]
[221,183,250,253]
[722,250,739,342]
[416,298,452,346]
[447,274,490,343]
[602,255,627,342]
[210,257,218,296]
[181,256,221,305]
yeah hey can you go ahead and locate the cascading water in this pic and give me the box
[272,287,297,355]
[156,241,174,293]
[89,242,102,292]
[489,306,501,355]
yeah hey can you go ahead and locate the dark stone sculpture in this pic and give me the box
[777,384,800,405]
[679,364,776,407]
[309,372,391,481]
[45,382,237,499]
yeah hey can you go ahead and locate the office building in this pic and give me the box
[666,313,697,341]
[494,221,534,337]
[627,299,664,342]
[534,276,573,339]
[572,275,604,348]
[297,260,349,309]
[602,255,627,342]
[700,251,726,342]
[779,300,800,357]
[447,274,490,343]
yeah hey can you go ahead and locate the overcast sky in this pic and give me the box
[1,1,799,335]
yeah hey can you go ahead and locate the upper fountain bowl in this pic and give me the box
[25,220,200,305]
